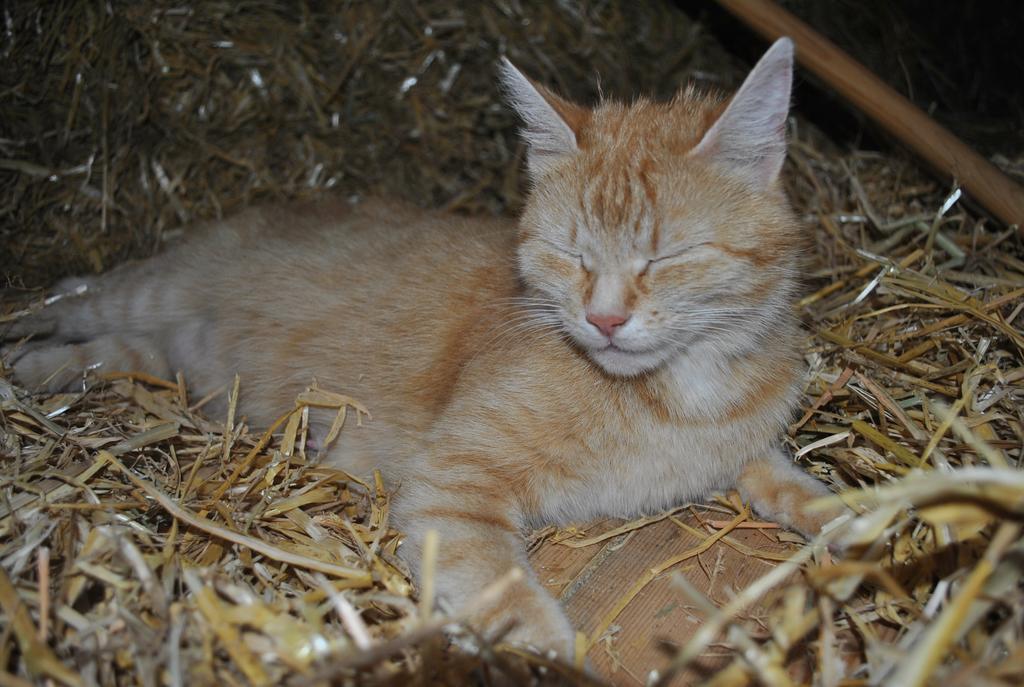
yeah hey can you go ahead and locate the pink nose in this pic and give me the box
[586,312,629,338]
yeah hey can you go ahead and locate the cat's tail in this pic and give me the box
[2,260,172,343]
[2,261,185,391]
[1,277,95,341]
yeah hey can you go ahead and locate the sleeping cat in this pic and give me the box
[6,38,842,656]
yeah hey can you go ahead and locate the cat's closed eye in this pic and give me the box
[647,242,710,268]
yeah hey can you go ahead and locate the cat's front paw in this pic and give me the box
[787,498,851,540]
[466,574,576,660]
[738,453,850,540]
[501,597,576,659]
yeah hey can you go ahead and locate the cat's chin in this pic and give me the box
[587,344,669,377]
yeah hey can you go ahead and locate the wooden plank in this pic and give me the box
[530,516,799,685]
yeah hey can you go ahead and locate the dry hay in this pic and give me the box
[0,0,733,289]
[2,1,1024,686]
[0,374,597,685]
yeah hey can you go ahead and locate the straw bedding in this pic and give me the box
[2,2,1022,685]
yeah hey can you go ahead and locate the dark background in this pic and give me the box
[695,0,1024,159]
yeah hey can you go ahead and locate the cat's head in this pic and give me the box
[502,39,801,377]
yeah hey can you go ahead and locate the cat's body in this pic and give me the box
[6,39,843,654]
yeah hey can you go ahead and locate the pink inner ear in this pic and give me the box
[535,85,590,145]
[690,38,794,188]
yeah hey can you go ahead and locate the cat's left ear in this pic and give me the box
[690,38,794,189]
[499,58,587,179]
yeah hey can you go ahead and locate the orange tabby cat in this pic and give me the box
[7,38,842,655]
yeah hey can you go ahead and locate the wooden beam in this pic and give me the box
[717,0,1024,229]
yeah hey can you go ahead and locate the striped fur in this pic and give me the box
[5,39,844,656]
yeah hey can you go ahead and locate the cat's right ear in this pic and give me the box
[499,58,586,179]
